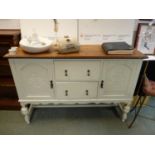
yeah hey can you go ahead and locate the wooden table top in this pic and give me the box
[4,45,146,59]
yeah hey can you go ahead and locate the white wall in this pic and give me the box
[79,19,135,45]
[20,19,78,39]
[0,19,137,45]
[0,19,20,29]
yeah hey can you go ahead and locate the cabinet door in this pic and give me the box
[98,60,142,100]
[13,59,54,100]
[56,82,98,99]
[54,60,101,81]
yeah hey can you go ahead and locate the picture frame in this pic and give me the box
[135,23,155,54]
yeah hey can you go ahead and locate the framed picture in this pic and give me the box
[135,23,155,54]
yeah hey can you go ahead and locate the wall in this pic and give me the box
[79,19,136,45]
[0,19,20,29]
[0,19,137,45]
[20,19,78,39]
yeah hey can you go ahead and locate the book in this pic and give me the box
[101,42,134,54]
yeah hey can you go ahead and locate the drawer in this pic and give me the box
[56,82,98,99]
[54,60,101,81]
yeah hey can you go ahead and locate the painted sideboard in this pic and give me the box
[5,45,145,123]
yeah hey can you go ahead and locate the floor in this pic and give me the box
[0,97,155,135]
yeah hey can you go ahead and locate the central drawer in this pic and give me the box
[54,60,101,81]
[56,82,98,99]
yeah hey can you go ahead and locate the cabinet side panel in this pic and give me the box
[8,59,24,99]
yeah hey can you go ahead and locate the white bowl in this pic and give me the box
[19,37,53,53]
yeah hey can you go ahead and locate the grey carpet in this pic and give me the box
[0,105,155,135]
[139,97,155,121]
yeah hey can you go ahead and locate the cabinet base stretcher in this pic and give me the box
[20,102,131,124]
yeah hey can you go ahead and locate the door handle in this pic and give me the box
[100,80,104,88]
[65,90,68,96]
[85,90,89,96]
[64,69,68,76]
[87,69,90,76]
[50,80,53,88]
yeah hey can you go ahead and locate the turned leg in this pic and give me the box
[122,103,131,122]
[21,103,31,124]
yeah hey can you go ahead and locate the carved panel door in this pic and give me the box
[14,59,54,100]
[99,60,141,100]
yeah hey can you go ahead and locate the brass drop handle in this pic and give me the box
[65,69,68,76]
[87,69,90,76]
[85,90,89,96]
[100,80,104,88]
[65,90,68,96]
[50,80,53,88]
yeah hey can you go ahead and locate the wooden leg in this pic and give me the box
[122,104,131,122]
[20,103,33,124]
[24,114,30,124]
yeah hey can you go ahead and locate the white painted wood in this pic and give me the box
[122,104,131,122]
[9,59,25,99]
[56,82,98,99]
[9,58,143,123]
[12,59,54,100]
[54,60,101,81]
[21,104,30,124]
[18,98,132,104]
[98,59,142,100]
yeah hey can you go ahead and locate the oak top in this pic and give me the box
[4,45,146,59]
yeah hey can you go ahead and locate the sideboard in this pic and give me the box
[4,45,145,123]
